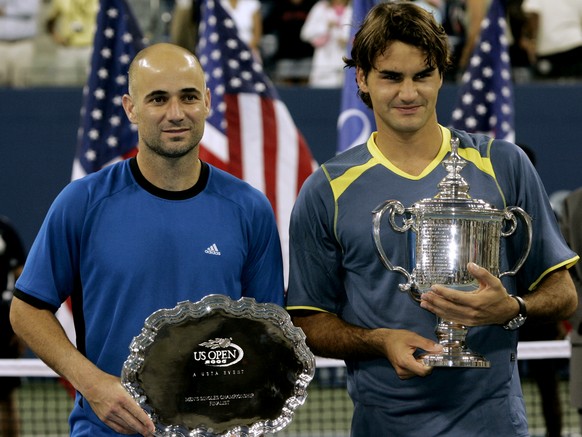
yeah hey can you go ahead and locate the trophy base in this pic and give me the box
[420,349,491,368]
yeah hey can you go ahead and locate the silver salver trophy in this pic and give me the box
[122,295,315,436]
[372,137,532,367]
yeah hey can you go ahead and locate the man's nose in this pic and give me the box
[399,79,418,101]
[166,98,184,120]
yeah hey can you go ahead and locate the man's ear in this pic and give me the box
[355,67,368,92]
[122,94,137,124]
[204,87,211,118]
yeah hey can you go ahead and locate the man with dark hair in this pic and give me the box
[286,2,578,435]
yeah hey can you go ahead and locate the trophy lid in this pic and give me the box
[413,137,500,215]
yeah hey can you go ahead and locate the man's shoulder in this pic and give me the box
[452,129,490,150]
[58,160,132,205]
[206,164,273,211]
[71,159,129,184]
[321,143,372,180]
[452,128,519,157]
[207,163,258,193]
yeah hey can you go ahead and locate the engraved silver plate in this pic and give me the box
[121,295,315,436]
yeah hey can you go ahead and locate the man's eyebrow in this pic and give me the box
[416,66,437,76]
[144,90,168,100]
[375,66,436,77]
[375,68,402,77]
[143,88,203,100]
[181,87,202,95]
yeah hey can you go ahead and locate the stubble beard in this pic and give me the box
[143,136,199,159]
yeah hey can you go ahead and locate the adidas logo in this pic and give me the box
[204,243,221,256]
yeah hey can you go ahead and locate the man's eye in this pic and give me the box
[415,70,436,80]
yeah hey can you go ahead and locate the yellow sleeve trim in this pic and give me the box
[458,141,495,178]
[285,305,331,313]
[326,158,377,202]
[529,255,580,291]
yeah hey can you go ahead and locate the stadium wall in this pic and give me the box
[1,83,581,250]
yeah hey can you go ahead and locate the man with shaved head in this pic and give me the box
[10,43,285,436]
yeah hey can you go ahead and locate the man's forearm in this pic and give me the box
[292,311,385,360]
[524,268,578,321]
[9,297,102,393]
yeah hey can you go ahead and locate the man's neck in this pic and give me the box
[136,153,202,191]
[375,124,443,176]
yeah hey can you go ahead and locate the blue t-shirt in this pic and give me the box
[286,127,578,436]
[16,158,284,436]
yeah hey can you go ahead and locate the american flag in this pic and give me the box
[71,0,145,180]
[70,0,315,278]
[337,0,377,154]
[196,0,317,277]
[62,0,146,345]
[449,0,515,142]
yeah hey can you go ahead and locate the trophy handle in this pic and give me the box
[499,206,533,278]
[372,200,420,301]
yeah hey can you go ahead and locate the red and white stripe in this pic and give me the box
[200,93,317,282]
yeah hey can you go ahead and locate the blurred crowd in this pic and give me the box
[1,0,581,87]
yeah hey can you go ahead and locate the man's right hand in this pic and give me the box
[80,371,156,436]
[292,311,442,380]
[376,328,442,379]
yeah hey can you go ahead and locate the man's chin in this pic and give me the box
[151,144,196,159]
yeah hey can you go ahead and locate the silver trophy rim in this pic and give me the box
[121,294,316,437]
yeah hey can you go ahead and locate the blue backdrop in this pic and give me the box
[1,83,581,250]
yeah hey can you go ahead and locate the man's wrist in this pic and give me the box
[503,295,527,330]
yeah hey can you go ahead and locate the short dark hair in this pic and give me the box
[344,1,452,108]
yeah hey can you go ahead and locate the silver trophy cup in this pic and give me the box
[372,137,532,367]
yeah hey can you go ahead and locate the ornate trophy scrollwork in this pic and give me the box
[372,137,532,367]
